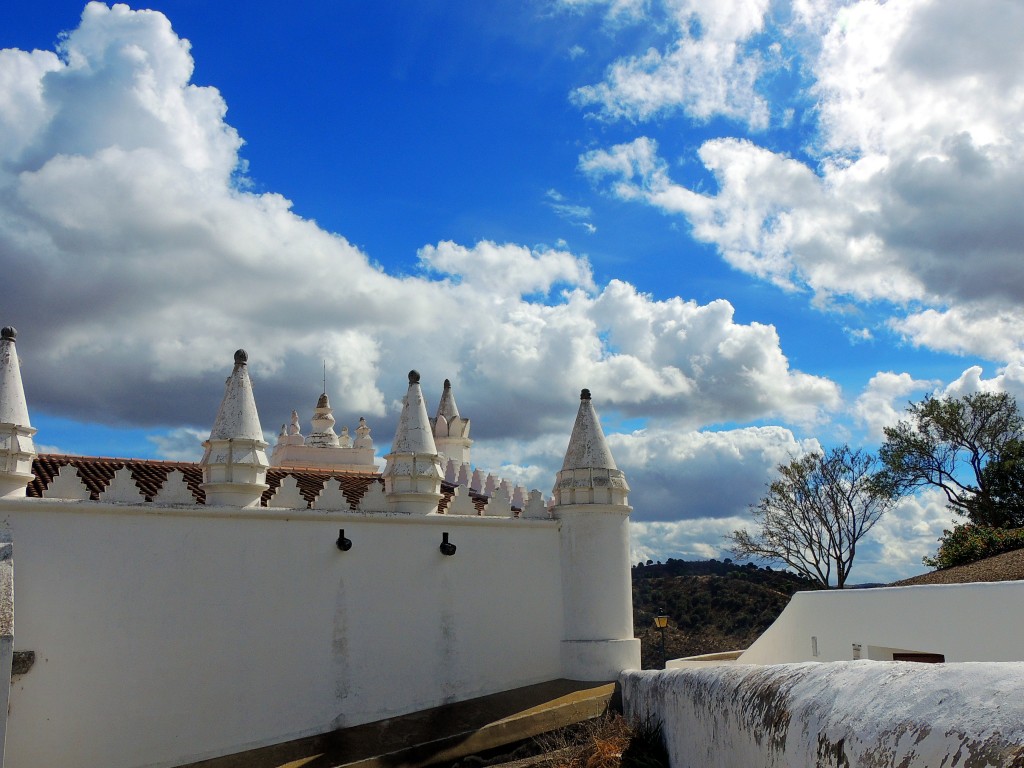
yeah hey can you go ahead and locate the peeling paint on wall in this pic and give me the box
[622,662,1024,768]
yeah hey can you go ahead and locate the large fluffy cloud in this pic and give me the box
[578,0,1024,363]
[0,4,834,457]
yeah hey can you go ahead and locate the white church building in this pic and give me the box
[0,326,641,768]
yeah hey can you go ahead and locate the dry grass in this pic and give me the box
[533,712,668,768]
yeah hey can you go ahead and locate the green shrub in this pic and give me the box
[923,523,1024,569]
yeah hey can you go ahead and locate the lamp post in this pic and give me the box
[654,610,669,669]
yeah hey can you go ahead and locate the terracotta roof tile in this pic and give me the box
[28,455,497,513]
[261,471,380,508]
[30,455,205,502]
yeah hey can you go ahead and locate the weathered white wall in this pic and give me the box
[622,662,1024,768]
[739,582,1024,664]
[0,525,13,767]
[558,507,640,680]
[0,499,564,768]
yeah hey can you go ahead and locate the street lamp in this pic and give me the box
[654,610,669,669]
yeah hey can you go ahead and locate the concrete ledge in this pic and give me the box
[178,678,616,768]
[666,649,743,668]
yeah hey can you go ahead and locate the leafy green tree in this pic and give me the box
[879,392,1024,528]
[973,438,1024,527]
[727,446,896,588]
[922,523,1024,569]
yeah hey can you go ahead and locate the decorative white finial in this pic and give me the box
[552,388,630,507]
[200,349,270,507]
[0,325,37,498]
[432,377,472,464]
[287,410,303,442]
[382,368,443,514]
[354,417,373,450]
[307,391,340,447]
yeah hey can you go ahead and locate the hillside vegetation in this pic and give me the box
[632,559,818,668]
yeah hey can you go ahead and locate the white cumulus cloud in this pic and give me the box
[569,0,774,129]
[577,0,1024,364]
[0,3,836,466]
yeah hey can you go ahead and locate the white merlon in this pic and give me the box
[0,327,37,498]
[457,462,470,487]
[552,388,629,507]
[522,489,549,519]
[43,465,89,500]
[446,484,478,516]
[267,475,306,509]
[153,470,196,505]
[315,480,350,511]
[484,485,512,517]
[382,370,443,514]
[469,468,483,493]
[511,486,526,509]
[200,349,270,508]
[355,480,388,513]
[484,473,497,495]
[444,457,458,483]
[99,468,144,503]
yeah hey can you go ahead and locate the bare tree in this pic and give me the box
[727,446,896,588]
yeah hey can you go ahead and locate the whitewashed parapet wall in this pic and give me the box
[2,501,564,768]
[738,582,1024,664]
[0,342,639,768]
[621,663,1024,767]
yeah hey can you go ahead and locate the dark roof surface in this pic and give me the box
[28,454,489,512]
[892,547,1024,586]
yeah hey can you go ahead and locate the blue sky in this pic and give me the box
[3,0,1023,582]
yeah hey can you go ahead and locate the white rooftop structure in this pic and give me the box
[382,370,444,514]
[199,349,270,507]
[431,378,472,465]
[552,388,629,507]
[0,327,37,498]
[270,390,377,473]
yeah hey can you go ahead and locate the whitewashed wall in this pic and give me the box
[622,663,1024,768]
[0,499,564,768]
[739,582,1024,664]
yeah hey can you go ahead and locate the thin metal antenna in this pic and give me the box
[323,360,327,394]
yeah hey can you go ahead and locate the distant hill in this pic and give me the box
[632,558,819,668]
